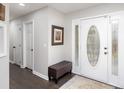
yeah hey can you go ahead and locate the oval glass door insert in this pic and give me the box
[87,25,100,66]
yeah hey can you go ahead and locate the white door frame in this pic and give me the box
[72,15,108,75]
[72,14,116,75]
[72,11,124,88]
[72,19,81,75]
[0,22,7,57]
[23,20,34,71]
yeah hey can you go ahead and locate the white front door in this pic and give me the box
[25,22,33,70]
[80,16,109,82]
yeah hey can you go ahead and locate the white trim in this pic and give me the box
[23,20,34,71]
[72,19,81,75]
[0,22,7,58]
[20,65,25,68]
[73,11,124,21]
[10,60,25,69]
[72,11,124,89]
[9,60,15,64]
[33,71,48,81]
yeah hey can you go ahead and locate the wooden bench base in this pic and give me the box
[48,61,72,84]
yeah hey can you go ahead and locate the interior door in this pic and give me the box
[25,22,33,70]
[80,16,109,82]
[14,24,23,66]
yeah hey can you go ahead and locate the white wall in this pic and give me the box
[0,3,9,89]
[10,7,49,76]
[48,7,68,66]
[10,7,68,78]
[65,4,124,61]
[10,4,124,81]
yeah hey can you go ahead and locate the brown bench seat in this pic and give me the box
[48,61,72,84]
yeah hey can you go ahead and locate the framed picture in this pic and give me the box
[0,4,5,21]
[52,25,64,45]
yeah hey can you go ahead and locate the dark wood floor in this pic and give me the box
[10,63,74,89]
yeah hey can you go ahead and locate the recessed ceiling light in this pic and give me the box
[19,3,25,6]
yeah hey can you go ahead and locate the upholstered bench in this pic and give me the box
[48,61,72,84]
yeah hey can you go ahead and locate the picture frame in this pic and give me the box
[0,4,5,21]
[52,25,64,45]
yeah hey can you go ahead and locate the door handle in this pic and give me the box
[104,52,108,55]
[31,49,33,51]
[13,46,16,48]
[104,47,107,50]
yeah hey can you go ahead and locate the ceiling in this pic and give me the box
[10,3,101,20]
[10,3,47,20]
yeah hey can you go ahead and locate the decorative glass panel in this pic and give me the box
[87,25,100,66]
[75,25,79,66]
[112,20,118,76]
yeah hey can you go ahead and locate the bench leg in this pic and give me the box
[49,75,51,81]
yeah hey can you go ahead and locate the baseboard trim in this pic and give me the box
[20,65,25,68]
[33,71,48,81]
[9,60,15,64]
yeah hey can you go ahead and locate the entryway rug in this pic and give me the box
[60,75,115,89]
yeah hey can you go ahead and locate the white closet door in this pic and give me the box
[25,22,33,70]
[14,24,23,66]
[80,16,109,82]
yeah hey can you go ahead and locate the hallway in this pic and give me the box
[10,63,74,89]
